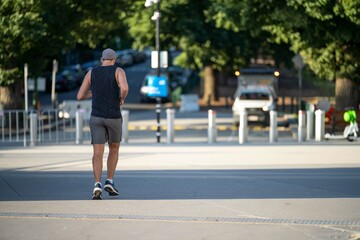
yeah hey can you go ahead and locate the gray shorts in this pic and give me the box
[89,116,122,144]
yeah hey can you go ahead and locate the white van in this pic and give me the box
[232,84,278,125]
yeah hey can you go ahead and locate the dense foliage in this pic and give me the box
[221,0,360,108]
[1,0,359,108]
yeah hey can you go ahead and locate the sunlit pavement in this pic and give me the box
[0,144,360,240]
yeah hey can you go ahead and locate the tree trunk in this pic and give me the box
[202,65,215,103]
[0,82,23,110]
[0,87,17,110]
[335,77,359,110]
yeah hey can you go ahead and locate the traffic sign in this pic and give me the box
[292,54,305,70]
[146,75,168,97]
[151,51,168,68]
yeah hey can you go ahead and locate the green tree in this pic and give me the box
[1,1,43,108]
[0,0,130,109]
[127,0,252,101]
[238,0,360,110]
[136,0,358,109]
[127,0,294,101]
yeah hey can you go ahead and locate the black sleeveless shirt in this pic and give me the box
[90,65,122,119]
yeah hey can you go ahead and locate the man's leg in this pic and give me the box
[92,144,105,199]
[104,143,120,196]
[93,144,105,182]
[107,143,120,179]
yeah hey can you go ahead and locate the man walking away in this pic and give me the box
[77,48,129,200]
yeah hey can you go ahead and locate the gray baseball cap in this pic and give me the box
[101,48,116,60]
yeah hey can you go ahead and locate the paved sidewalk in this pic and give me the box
[0,144,360,240]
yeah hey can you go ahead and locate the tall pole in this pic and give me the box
[24,63,28,112]
[298,67,302,110]
[156,2,160,77]
[292,54,304,111]
[155,1,161,143]
[24,63,29,147]
[51,59,58,108]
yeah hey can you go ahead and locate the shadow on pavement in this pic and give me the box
[1,168,359,201]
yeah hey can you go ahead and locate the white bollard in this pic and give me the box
[166,108,175,144]
[306,110,314,140]
[269,110,278,143]
[239,110,248,144]
[75,109,84,144]
[298,110,306,142]
[121,110,129,143]
[30,113,38,146]
[208,109,217,144]
[315,110,325,141]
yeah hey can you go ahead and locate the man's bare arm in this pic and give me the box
[116,68,129,104]
[77,71,92,100]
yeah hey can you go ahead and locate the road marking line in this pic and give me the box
[1,212,359,226]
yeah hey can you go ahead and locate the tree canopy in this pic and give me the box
[234,0,360,108]
[127,0,293,71]
[1,0,359,109]
[0,0,130,107]
[126,0,294,101]
[0,0,130,86]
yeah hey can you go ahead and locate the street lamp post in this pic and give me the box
[292,54,305,111]
[145,0,162,143]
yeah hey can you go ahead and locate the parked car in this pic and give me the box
[115,50,134,67]
[140,71,171,103]
[232,84,278,125]
[139,67,193,103]
[81,60,100,72]
[131,49,147,63]
[55,70,78,91]
[62,64,84,86]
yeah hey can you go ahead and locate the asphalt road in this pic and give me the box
[0,144,360,240]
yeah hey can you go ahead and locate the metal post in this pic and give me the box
[1,111,4,142]
[166,108,175,144]
[306,110,314,140]
[298,68,302,111]
[208,109,217,144]
[155,1,161,143]
[23,110,27,147]
[315,110,325,141]
[269,110,278,143]
[281,96,285,113]
[156,1,160,76]
[145,0,162,143]
[55,109,59,143]
[156,99,161,143]
[30,113,37,146]
[75,109,84,144]
[24,64,28,112]
[121,110,129,143]
[239,110,248,144]
[51,60,58,108]
[292,54,305,113]
[298,110,306,142]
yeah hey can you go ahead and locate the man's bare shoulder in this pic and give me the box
[116,67,125,74]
